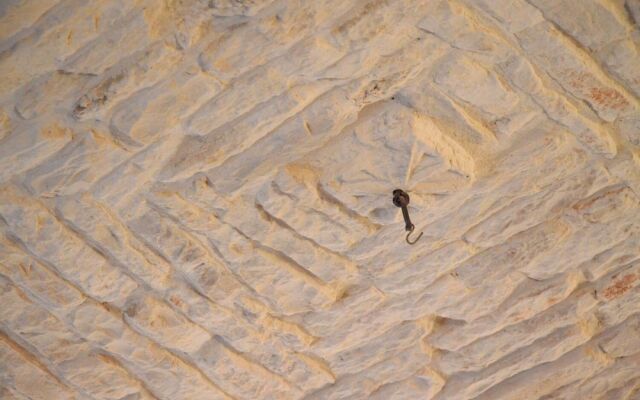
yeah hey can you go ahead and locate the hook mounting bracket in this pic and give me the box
[393,189,423,245]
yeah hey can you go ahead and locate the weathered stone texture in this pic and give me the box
[1,0,639,399]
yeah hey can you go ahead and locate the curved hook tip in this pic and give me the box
[406,227,423,245]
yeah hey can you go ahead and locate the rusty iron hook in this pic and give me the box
[392,189,423,245]
[405,225,423,245]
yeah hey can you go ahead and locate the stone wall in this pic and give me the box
[1,0,640,399]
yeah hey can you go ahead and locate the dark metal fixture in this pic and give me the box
[392,189,423,245]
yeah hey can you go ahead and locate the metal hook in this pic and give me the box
[392,189,423,245]
[406,226,423,245]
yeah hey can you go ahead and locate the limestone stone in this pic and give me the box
[1,0,640,399]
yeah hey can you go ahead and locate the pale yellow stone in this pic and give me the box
[0,0,639,399]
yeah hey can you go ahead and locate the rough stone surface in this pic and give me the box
[1,1,640,399]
